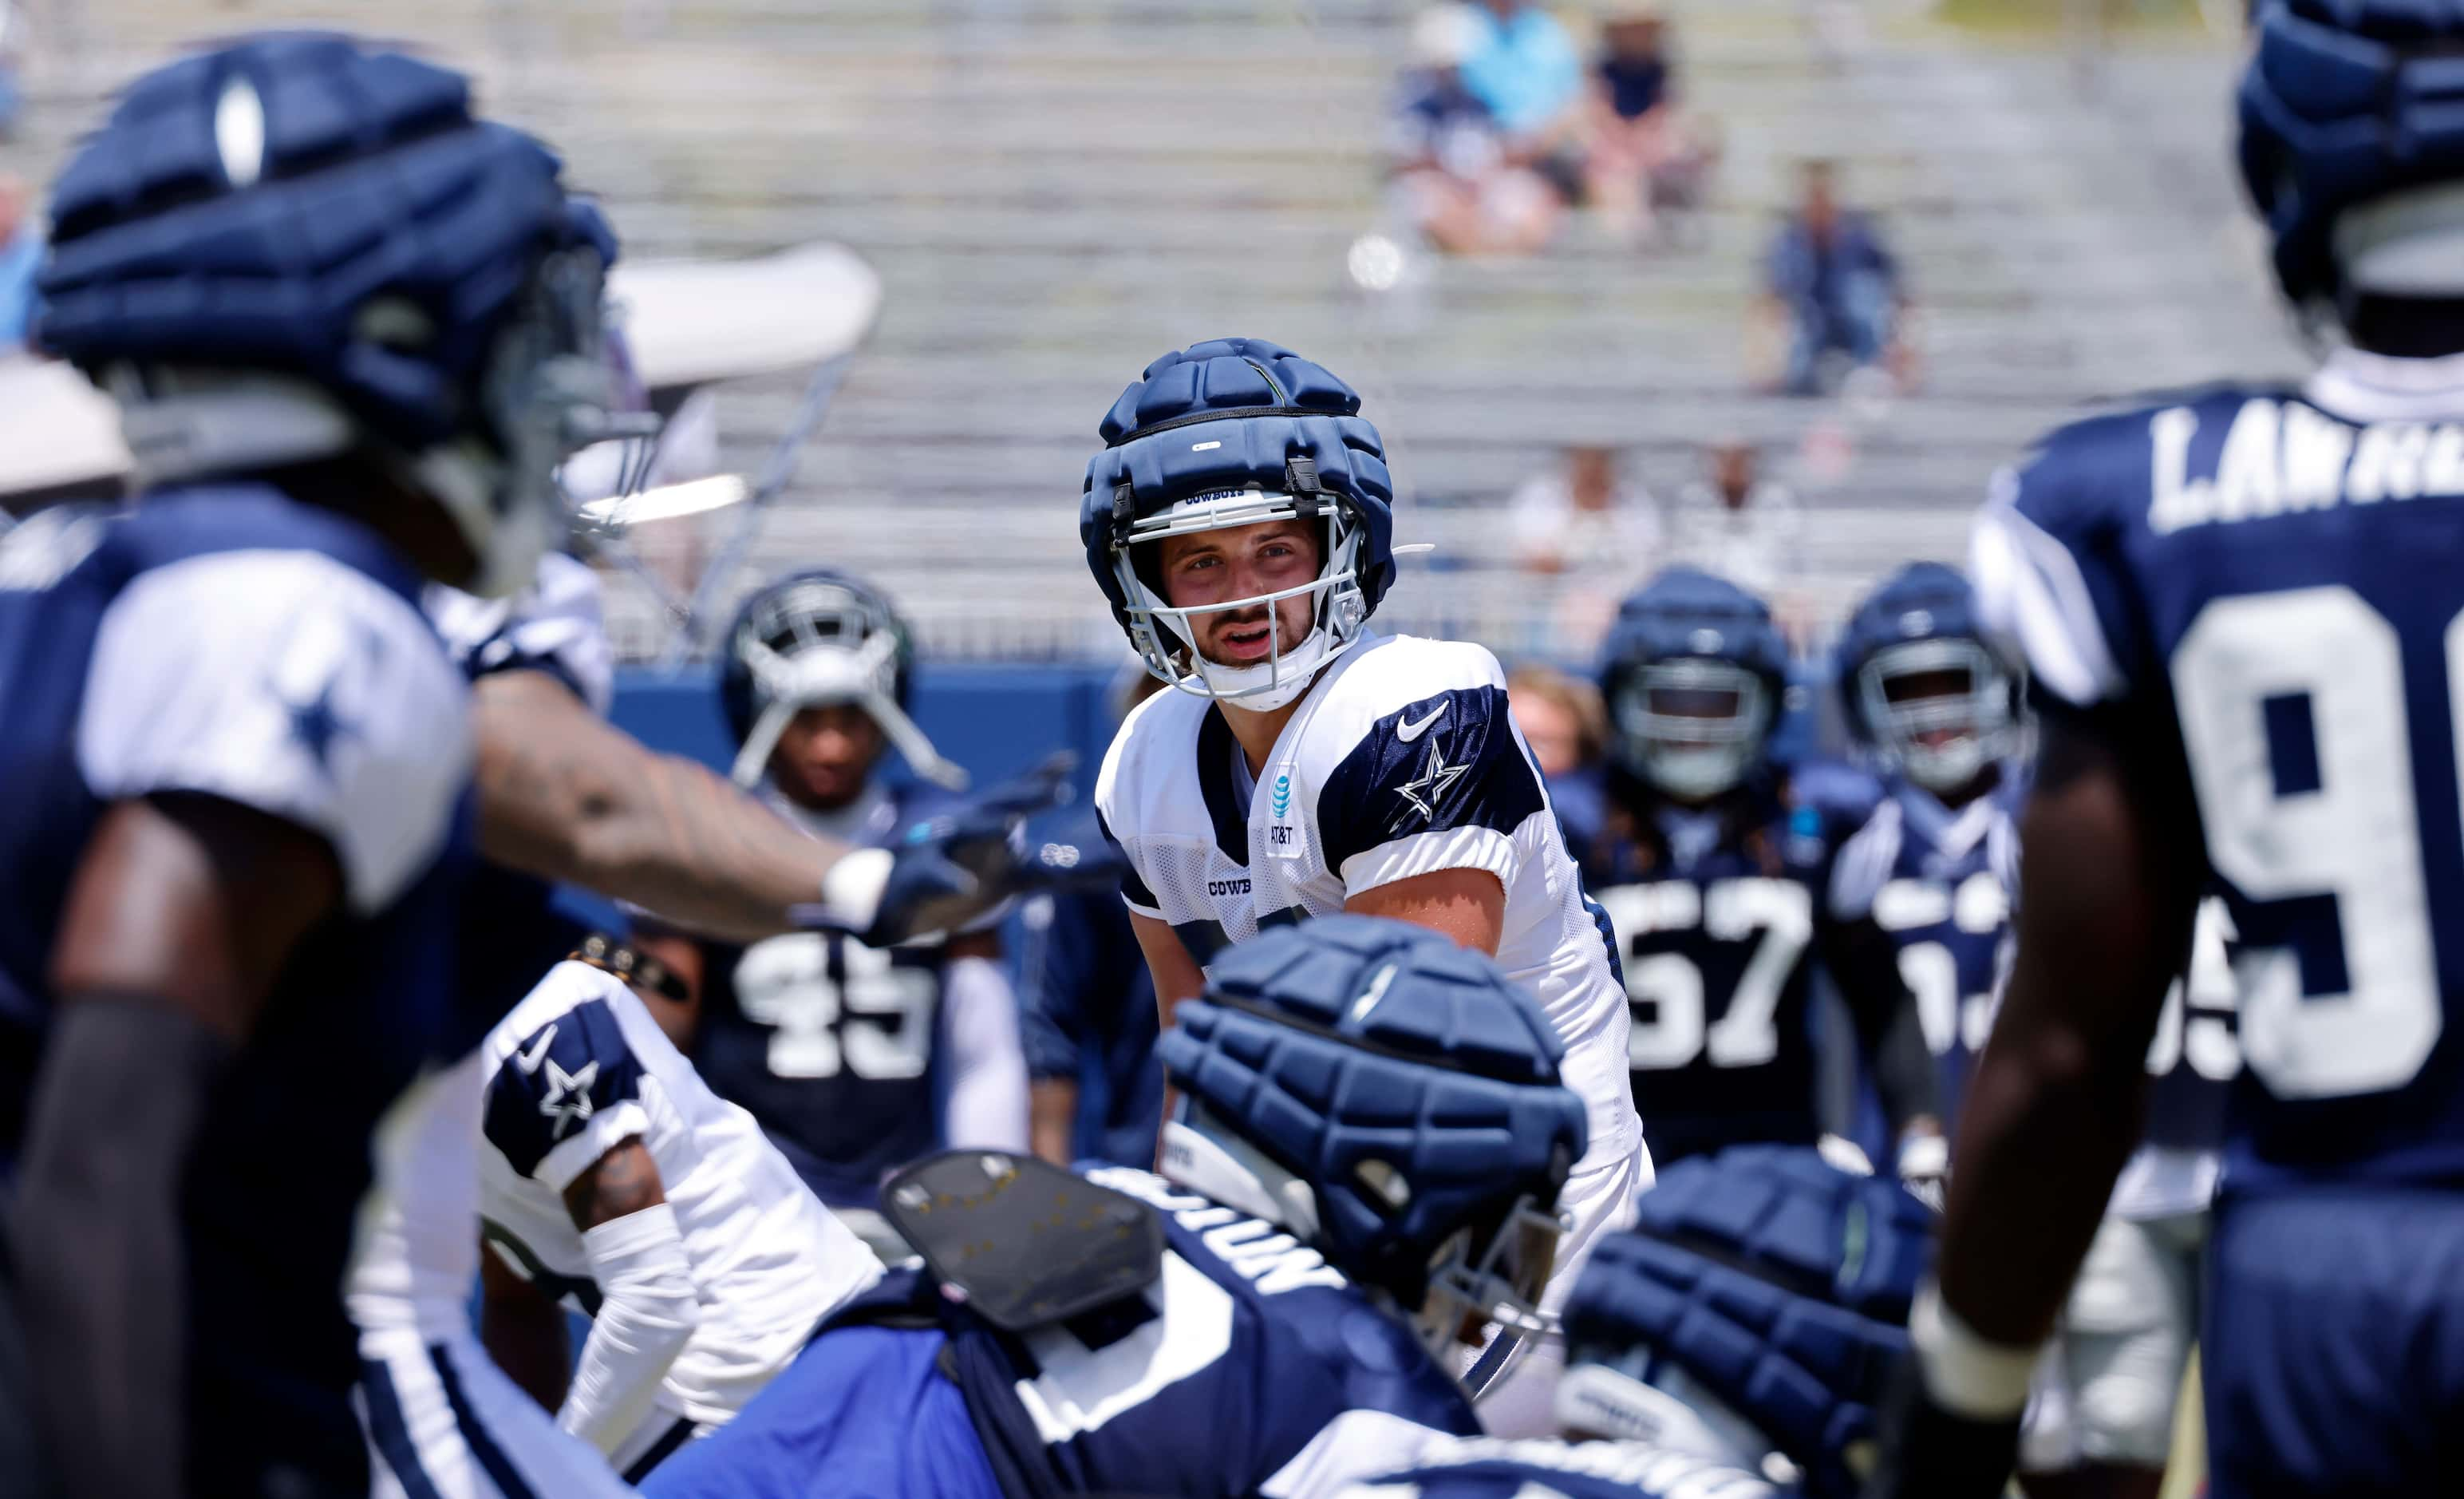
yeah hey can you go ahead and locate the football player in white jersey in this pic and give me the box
[1082,338,1649,1433]
[472,949,881,1479]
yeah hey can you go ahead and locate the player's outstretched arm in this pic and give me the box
[1869,712,2201,1497]
[555,1137,701,1454]
[472,670,861,943]
[16,795,342,1499]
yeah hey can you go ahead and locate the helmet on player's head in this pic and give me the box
[1154,915,1586,1386]
[720,568,966,791]
[2239,1,2464,314]
[1597,568,1788,802]
[1554,1146,1933,1499]
[1082,338,1399,712]
[34,31,624,598]
[1837,562,2016,796]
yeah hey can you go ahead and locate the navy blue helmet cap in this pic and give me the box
[1565,1146,1934,1499]
[1080,338,1399,633]
[1597,567,1790,694]
[1155,914,1586,1310]
[1834,560,2008,743]
[2239,0,2464,306]
[36,31,610,449]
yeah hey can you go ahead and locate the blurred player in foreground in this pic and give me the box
[1871,3,2464,1494]
[1345,1145,1936,1499]
[472,946,879,1478]
[642,915,1586,1498]
[1084,338,1646,1431]
[0,33,611,1497]
[360,399,1064,1492]
[634,569,1029,1256]
[1586,568,1941,1177]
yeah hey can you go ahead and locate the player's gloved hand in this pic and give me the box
[1861,1353,2023,1499]
[1896,1131,1949,1212]
[798,752,1079,946]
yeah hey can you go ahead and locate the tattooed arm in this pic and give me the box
[472,670,848,943]
[549,1137,702,1454]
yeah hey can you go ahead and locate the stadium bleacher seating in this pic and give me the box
[3,0,2303,662]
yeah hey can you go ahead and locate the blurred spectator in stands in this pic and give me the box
[1021,672,1166,1171]
[1461,0,1583,143]
[1507,662,1612,861]
[1390,4,1563,255]
[0,176,39,353]
[1511,442,1660,651]
[1752,160,1914,396]
[1584,5,1722,246]
[1670,438,1811,637]
[1510,443,1660,577]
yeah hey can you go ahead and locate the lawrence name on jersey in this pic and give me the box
[1082,340,1647,1426]
[1585,569,1941,1172]
[1874,6,2464,1494]
[475,954,880,1477]
[642,916,1587,1499]
[636,568,1029,1249]
[0,34,617,1499]
[1343,1145,1937,1499]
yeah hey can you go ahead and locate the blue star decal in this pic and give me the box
[283,675,358,775]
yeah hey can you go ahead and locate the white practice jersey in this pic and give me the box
[1096,634,1644,1175]
[477,960,882,1426]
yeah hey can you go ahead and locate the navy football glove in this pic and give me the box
[798,752,1079,947]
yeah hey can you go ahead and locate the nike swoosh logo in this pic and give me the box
[515,1024,558,1074]
[1396,704,1447,743]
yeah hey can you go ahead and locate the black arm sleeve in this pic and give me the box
[7,996,230,1499]
[1826,914,1942,1137]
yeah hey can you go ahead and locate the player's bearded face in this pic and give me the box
[1156,519,1325,672]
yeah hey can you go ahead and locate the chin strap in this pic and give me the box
[731,632,968,791]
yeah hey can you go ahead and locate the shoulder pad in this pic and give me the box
[883,1150,1165,1334]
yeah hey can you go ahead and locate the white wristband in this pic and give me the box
[819,847,894,933]
[1909,1279,2040,1419]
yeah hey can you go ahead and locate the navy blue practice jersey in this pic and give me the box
[1585,766,1880,1163]
[0,489,472,1493]
[1972,367,2464,1188]
[1829,770,2025,1133]
[689,781,953,1209]
[643,1162,1479,1499]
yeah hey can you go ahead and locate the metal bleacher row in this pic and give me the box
[3,0,2304,662]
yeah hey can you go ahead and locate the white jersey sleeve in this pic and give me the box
[481,963,657,1193]
[1294,639,1550,897]
[1094,684,1206,922]
[77,549,469,914]
[424,552,615,714]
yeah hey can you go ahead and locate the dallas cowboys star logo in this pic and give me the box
[1393,739,1468,822]
[283,676,356,775]
[536,1058,601,1141]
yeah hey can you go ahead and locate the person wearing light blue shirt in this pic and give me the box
[0,174,38,350]
[1459,0,1581,139]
